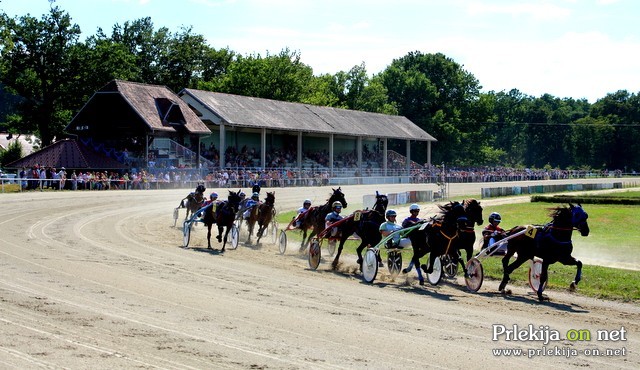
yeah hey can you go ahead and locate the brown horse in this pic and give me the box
[297,187,348,252]
[178,183,206,220]
[246,192,276,244]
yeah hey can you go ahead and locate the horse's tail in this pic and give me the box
[178,198,187,208]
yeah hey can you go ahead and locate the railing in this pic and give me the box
[149,138,216,169]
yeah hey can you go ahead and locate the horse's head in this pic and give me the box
[373,191,388,214]
[550,204,590,237]
[329,187,347,209]
[264,191,275,206]
[463,199,483,226]
[438,201,466,230]
[195,183,206,194]
[570,203,589,236]
[227,190,242,213]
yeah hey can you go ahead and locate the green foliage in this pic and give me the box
[1,6,639,172]
[0,138,22,166]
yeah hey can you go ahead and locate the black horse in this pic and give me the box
[203,190,242,252]
[179,183,206,220]
[498,203,589,301]
[297,187,348,252]
[401,201,468,285]
[331,192,388,270]
[457,198,484,263]
[247,191,276,244]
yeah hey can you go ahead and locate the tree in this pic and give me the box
[0,5,80,145]
[0,139,23,167]
[379,51,482,164]
[213,48,314,102]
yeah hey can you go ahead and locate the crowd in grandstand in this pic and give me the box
[10,161,625,192]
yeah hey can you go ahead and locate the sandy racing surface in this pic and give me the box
[1,180,638,369]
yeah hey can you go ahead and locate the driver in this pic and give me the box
[482,212,507,254]
[243,192,261,220]
[294,199,312,228]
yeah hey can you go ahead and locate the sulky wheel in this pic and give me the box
[427,256,443,285]
[229,224,239,250]
[362,249,379,283]
[308,240,321,270]
[278,230,287,254]
[465,258,484,292]
[270,222,278,244]
[441,254,458,278]
[173,207,180,227]
[528,259,547,293]
[182,221,192,248]
[387,250,402,279]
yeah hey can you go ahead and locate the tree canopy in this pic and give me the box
[1,5,639,172]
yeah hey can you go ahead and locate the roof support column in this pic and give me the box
[197,135,201,169]
[427,141,431,166]
[329,134,334,177]
[219,124,226,169]
[145,135,149,169]
[406,139,411,176]
[261,127,266,170]
[357,136,362,175]
[297,132,302,173]
[382,138,388,176]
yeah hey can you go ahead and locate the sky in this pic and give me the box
[2,0,639,103]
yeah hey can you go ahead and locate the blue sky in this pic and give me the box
[3,0,639,102]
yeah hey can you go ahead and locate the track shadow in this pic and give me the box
[468,289,590,313]
[182,246,225,256]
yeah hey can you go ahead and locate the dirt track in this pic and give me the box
[1,180,638,369]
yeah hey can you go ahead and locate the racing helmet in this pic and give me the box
[303,199,312,206]
[210,192,218,199]
[409,204,420,212]
[385,209,397,218]
[239,191,246,198]
[489,212,502,224]
[332,201,343,210]
[251,192,260,200]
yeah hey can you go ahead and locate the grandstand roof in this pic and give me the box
[66,80,211,137]
[179,89,436,142]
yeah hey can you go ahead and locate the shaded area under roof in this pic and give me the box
[180,89,436,142]
[5,139,127,170]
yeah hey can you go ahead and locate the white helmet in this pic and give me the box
[409,204,420,212]
[303,199,311,206]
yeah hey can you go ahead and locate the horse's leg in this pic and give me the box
[216,224,223,243]
[246,221,253,243]
[331,237,347,270]
[207,223,213,249]
[537,262,551,301]
[498,251,526,292]
[565,257,583,291]
[355,240,367,267]
[221,226,231,252]
[299,229,309,252]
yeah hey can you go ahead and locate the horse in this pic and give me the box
[297,187,348,252]
[400,201,468,285]
[246,191,276,244]
[331,192,388,270]
[202,190,242,252]
[457,199,484,263]
[178,183,206,220]
[498,203,589,301]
